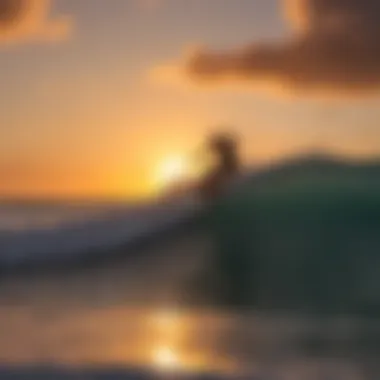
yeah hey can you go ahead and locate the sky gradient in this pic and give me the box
[1,0,379,199]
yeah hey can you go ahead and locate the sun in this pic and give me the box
[153,346,180,371]
[155,155,188,188]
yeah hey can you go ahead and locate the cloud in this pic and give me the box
[0,0,73,45]
[164,0,380,94]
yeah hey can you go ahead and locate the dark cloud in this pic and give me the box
[0,0,24,28]
[0,0,72,44]
[184,0,380,93]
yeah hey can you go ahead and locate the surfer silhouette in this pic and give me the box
[200,132,256,307]
[198,132,240,203]
[188,131,256,308]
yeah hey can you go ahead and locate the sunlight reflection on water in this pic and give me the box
[0,304,378,378]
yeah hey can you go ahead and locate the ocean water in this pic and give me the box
[0,202,126,232]
[0,197,200,270]
[0,201,378,379]
[0,227,378,379]
[0,162,379,379]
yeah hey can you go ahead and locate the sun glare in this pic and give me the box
[153,346,180,370]
[155,156,188,188]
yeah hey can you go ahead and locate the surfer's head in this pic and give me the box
[208,133,236,155]
[207,132,240,175]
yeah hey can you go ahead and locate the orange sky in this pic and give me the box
[1,0,379,199]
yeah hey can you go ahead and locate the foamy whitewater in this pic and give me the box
[0,195,201,270]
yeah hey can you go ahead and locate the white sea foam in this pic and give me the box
[0,196,201,269]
